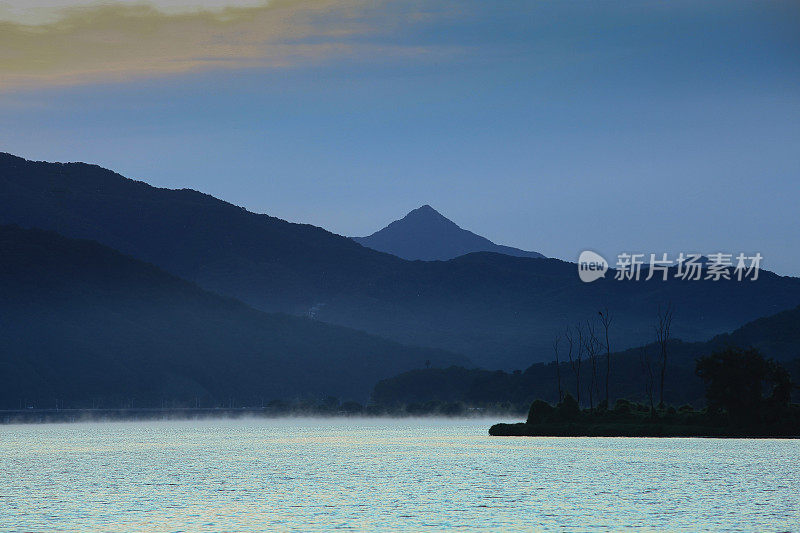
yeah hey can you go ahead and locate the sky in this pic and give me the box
[1,0,799,275]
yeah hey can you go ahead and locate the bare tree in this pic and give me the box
[565,325,582,406]
[640,347,656,415]
[655,303,674,408]
[598,308,613,409]
[552,335,563,402]
[584,320,601,412]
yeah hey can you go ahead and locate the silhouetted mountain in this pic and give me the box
[0,152,394,315]
[373,305,800,408]
[0,225,464,408]
[2,152,800,370]
[352,205,545,261]
[716,305,800,360]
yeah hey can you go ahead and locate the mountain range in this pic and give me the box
[2,152,800,373]
[0,225,463,408]
[351,204,545,261]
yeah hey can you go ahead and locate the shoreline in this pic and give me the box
[0,408,520,425]
[489,421,800,439]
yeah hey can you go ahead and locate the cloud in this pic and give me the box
[0,2,274,24]
[0,0,448,90]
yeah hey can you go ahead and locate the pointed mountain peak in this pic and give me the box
[404,204,444,218]
[352,205,545,261]
[400,205,456,226]
[411,204,438,214]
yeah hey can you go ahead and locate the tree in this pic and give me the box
[598,308,613,408]
[583,320,601,411]
[565,325,582,406]
[552,335,563,402]
[655,303,673,408]
[640,347,656,415]
[696,347,792,424]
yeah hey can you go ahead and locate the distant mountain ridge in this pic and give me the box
[2,152,800,371]
[372,304,800,407]
[352,205,545,261]
[0,225,464,408]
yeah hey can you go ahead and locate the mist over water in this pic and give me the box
[2,418,798,531]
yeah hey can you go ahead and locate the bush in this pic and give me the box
[557,394,580,421]
[527,399,554,424]
[613,399,631,414]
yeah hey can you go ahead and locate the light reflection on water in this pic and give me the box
[1,418,798,532]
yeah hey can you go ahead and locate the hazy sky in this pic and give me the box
[1,0,799,274]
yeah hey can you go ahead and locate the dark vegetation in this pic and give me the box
[0,225,464,409]
[3,152,800,370]
[490,348,800,437]
[373,304,800,409]
[1,396,515,424]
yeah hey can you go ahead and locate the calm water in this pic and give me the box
[1,418,798,532]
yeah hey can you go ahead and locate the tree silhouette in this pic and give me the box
[696,347,792,424]
[655,303,673,408]
[583,320,601,412]
[565,325,582,406]
[599,308,613,408]
[552,335,563,402]
[640,346,656,415]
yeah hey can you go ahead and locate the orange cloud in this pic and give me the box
[0,0,452,90]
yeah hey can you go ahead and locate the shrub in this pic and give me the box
[557,393,580,421]
[613,399,631,414]
[527,399,554,424]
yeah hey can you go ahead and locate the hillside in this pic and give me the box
[372,305,800,408]
[2,152,800,370]
[352,204,545,260]
[0,153,398,314]
[0,225,464,408]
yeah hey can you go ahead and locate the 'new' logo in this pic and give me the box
[578,251,608,283]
